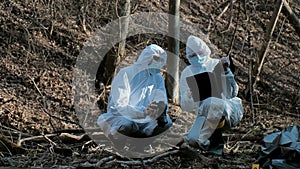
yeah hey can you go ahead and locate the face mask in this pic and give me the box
[148,60,162,74]
[148,60,162,69]
[188,54,205,66]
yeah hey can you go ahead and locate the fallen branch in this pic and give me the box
[59,133,91,143]
[284,111,300,118]
[16,132,92,147]
[216,1,230,21]
[111,149,179,166]
[44,134,57,146]
[79,149,180,168]
[17,134,57,147]
[0,125,32,137]
[80,155,115,168]
[0,134,26,155]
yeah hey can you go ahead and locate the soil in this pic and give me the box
[0,0,299,168]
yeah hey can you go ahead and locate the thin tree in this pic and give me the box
[98,0,131,85]
[166,0,180,104]
[115,0,131,76]
[244,0,299,98]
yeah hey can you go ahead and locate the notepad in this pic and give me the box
[186,70,222,102]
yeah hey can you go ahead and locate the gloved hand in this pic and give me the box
[145,101,168,127]
[157,113,168,127]
[155,101,168,127]
[220,56,230,72]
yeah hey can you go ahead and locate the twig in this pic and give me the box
[0,139,12,156]
[96,155,116,167]
[221,0,234,33]
[237,35,246,56]
[40,105,80,125]
[29,74,55,130]
[17,134,57,147]
[80,1,88,34]
[209,0,230,33]
[29,70,80,127]
[115,0,120,18]
[0,125,32,137]
[28,75,43,98]
[226,19,238,56]
[275,16,286,43]
[224,127,262,144]
[249,59,254,124]
[59,133,89,141]
[80,155,115,168]
[80,149,180,168]
[216,1,230,21]
[284,112,300,118]
[0,134,26,154]
[111,149,179,166]
[44,134,57,146]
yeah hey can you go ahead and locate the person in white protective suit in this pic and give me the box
[97,44,172,141]
[179,35,243,155]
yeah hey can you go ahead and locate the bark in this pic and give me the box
[99,0,131,85]
[166,0,180,105]
[115,0,131,76]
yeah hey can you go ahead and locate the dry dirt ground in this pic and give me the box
[0,0,299,168]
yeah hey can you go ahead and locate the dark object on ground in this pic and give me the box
[257,125,300,169]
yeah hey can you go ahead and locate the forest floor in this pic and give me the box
[0,0,299,168]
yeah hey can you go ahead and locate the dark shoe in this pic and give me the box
[198,140,210,151]
[207,144,224,156]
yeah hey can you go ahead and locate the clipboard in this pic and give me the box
[186,65,222,102]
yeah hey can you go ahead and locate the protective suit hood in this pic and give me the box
[180,35,219,113]
[134,44,167,70]
[186,35,212,66]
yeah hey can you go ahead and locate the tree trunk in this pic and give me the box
[166,0,180,105]
[115,0,131,76]
[98,0,131,85]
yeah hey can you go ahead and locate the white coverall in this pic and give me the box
[97,44,172,138]
[180,35,243,150]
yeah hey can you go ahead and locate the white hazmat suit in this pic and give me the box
[97,44,172,138]
[180,35,243,153]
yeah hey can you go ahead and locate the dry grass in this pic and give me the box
[0,0,299,168]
